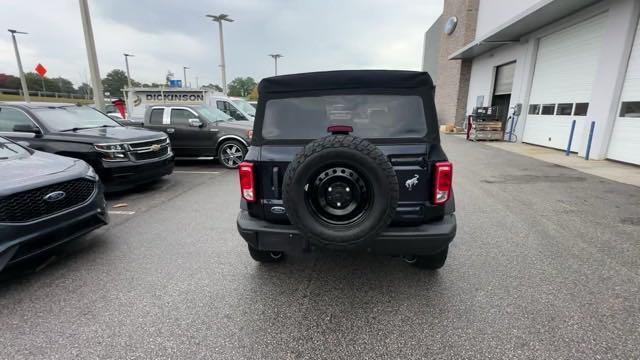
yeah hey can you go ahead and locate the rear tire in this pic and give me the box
[404,246,448,270]
[247,245,285,263]
[218,140,247,169]
[282,134,398,249]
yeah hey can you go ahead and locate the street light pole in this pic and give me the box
[123,53,134,88]
[268,54,283,76]
[183,66,189,88]
[78,0,105,111]
[8,29,30,102]
[206,14,233,95]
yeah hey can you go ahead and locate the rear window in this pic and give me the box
[262,95,427,140]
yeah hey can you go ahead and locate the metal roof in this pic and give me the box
[449,0,601,60]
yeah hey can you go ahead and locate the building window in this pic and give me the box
[528,104,540,115]
[556,103,573,116]
[574,103,589,116]
[619,102,640,118]
[541,104,555,115]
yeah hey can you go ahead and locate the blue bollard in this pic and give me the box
[566,119,576,156]
[585,121,595,160]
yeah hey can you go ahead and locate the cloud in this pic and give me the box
[0,0,443,88]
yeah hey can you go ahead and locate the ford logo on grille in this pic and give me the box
[43,191,66,202]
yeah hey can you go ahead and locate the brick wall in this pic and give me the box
[433,0,478,127]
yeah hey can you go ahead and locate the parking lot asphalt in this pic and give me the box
[1,135,639,359]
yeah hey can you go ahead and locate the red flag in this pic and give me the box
[35,63,47,77]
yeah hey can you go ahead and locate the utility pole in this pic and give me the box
[195,76,199,89]
[206,14,233,95]
[8,29,30,102]
[268,54,283,76]
[78,0,105,111]
[183,66,189,88]
[123,53,134,116]
[123,53,134,88]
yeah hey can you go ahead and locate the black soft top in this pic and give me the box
[258,70,434,95]
[253,70,440,145]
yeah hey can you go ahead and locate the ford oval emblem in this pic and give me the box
[270,206,286,214]
[43,191,66,202]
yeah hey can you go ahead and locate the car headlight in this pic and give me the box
[94,143,128,161]
[85,164,99,180]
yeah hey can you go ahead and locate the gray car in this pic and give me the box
[141,105,253,169]
[0,136,108,271]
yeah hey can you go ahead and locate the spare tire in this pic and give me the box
[282,134,399,248]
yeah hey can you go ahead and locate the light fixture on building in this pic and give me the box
[444,16,458,35]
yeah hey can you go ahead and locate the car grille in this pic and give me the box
[131,146,170,161]
[128,138,167,150]
[0,178,96,223]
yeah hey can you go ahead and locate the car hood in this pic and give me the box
[49,126,166,144]
[0,151,88,195]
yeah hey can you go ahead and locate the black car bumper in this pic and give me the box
[236,210,456,256]
[97,154,174,192]
[0,184,108,271]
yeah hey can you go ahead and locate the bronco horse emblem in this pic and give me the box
[405,174,419,191]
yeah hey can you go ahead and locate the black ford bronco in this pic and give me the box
[236,70,456,269]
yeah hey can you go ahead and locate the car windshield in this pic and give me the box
[0,137,29,160]
[197,105,234,122]
[262,94,427,140]
[32,106,121,132]
[232,98,256,116]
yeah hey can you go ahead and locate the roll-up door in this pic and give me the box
[523,13,607,151]
[607,18,640,165]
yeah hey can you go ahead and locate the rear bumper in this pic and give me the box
[0,184,108,270]
[97,154,174,192]
[236,210,456,255]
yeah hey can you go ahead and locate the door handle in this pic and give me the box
[166,128,175,133]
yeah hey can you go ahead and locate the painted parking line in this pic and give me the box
[108,210,136,215]
[173,171,221,174]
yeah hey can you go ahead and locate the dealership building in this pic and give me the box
[423,0,640,165]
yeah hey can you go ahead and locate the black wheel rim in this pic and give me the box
[221,143,244,167]
[305,166,372,225]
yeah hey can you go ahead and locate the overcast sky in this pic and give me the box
[1,0,443,88]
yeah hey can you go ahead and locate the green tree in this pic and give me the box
[0,73,21,89]
[102,69,131,97]
[51,77,75,94]
[248,86,259,101]
[227,77,257,97]
[202,83,223,92]
[77,83,92,97]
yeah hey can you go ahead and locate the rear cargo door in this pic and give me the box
[379,143,431,223]
[257,145,302,223]
[256,93,442,224]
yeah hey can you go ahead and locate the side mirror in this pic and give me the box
[13,124,42,135]
[188,118,203,128]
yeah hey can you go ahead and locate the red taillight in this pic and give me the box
[433,161,453,205]
[238,162,256,202]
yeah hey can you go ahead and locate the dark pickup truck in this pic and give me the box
[0,102,174,192]
[136,105,253,169]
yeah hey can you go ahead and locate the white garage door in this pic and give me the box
[607,19,640,165]
[523,13,607,151]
